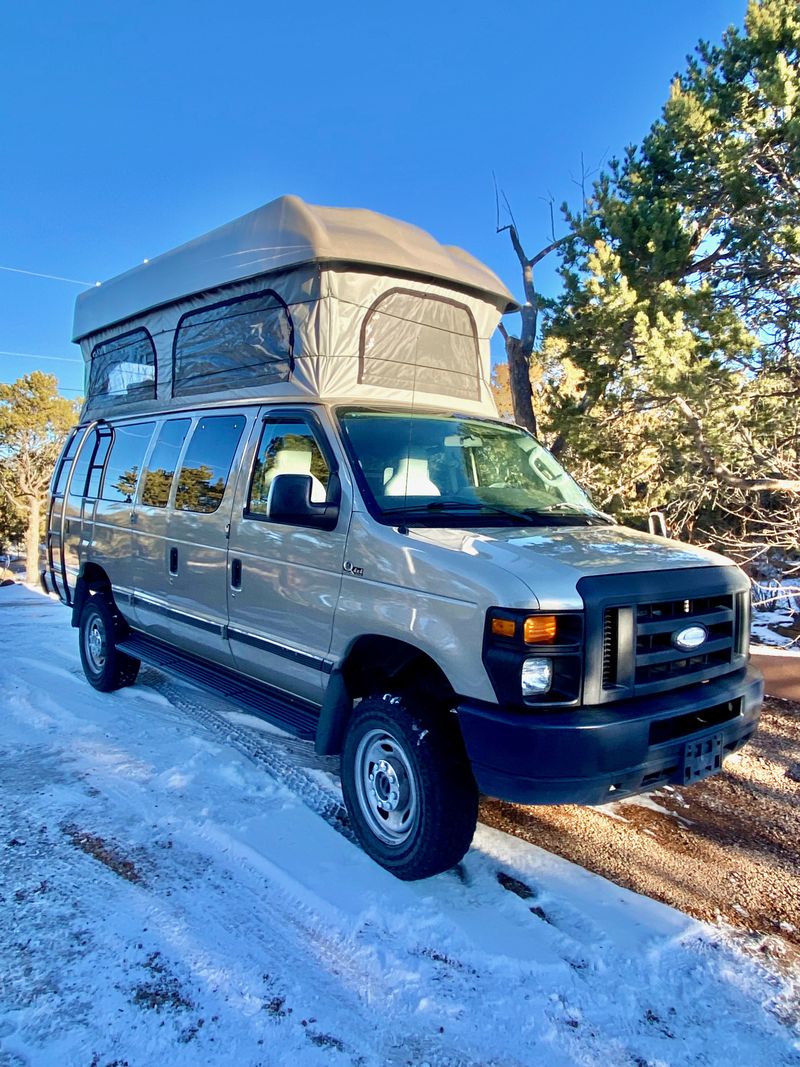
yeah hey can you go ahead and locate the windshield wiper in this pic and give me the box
[383,501,546,525]
[383,501,613,527]
[536,502,614,525]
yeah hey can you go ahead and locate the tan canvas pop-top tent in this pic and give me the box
[73,195,518,420]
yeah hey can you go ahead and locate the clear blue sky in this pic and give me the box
[1,0,746,400]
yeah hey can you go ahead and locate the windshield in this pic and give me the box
[337,410,610,527]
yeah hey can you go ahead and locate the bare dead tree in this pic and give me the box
[494,181,574,436]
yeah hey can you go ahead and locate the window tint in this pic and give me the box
[87,329,157,413]
[175,415,246,514]
[247,420,330,517]
[141,419,192,508]
[101,422,156,503]
[173,290,293,397]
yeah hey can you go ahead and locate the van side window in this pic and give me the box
[359,289,480,402]
[172,290,293,397]
[69,426,112,500]
[85,429,114,499]
[247,419,330,517]
[141,418,192,508]
[87,329,157,414]
[100,422,156,503]
[175,415,246,514]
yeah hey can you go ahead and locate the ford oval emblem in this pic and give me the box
[672,624,708,651]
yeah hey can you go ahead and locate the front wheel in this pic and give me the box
[79,595,140,692]
[341,693,478,880]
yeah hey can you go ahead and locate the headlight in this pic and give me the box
[522,656,552,696]
[484,608,583,706]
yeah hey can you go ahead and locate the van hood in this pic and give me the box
[406,522,734,611]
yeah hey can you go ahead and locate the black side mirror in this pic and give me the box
[267,473,340,530]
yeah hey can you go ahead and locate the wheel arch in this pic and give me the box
[315,634,458,756]
[70,562,114,628]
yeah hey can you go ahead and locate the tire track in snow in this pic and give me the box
[132,673,589,1063]
[133,672,682,1066]
[136,671,666,976]
[104,679,539,1065]
[144,672,354,842]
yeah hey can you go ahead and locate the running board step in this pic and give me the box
[117,631,320,741]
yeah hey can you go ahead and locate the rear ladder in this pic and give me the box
[44,422,110,605]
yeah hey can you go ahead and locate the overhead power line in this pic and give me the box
[0,350,82,364]
[0,264,98,287]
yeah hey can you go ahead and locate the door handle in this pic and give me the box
[231,558,242,590]
[169,547,179,575]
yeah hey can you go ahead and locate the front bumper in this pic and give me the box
[457,664,763,805]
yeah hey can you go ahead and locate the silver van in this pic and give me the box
[46,196,763,879]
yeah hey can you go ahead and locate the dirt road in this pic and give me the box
[481,695,800,968]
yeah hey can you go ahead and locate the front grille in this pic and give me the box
[582,568,750,705]
[634,594,735,688]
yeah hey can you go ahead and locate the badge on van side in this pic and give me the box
[343,561,364,578]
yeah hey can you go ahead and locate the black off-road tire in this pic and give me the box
[341,692,479,880]
[78,595,140,692]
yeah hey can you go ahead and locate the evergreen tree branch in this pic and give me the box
[673,396,800,492]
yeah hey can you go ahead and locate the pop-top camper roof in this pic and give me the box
[73,195,516,341]
[74,196,517,421]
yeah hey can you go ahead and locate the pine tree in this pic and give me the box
[0,373,78,583]
[500,0,800,570]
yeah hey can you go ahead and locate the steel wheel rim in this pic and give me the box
[85,614,107,672]
[354,728,418,846]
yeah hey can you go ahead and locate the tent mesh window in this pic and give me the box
[87,329,157,413]
[359,289,481,401]
[172,289,294,397]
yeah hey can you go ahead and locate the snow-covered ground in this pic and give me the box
[1,585,798,1066]
[752,580,800,651]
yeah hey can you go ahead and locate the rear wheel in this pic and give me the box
[79,595,140,692]
[341,692,478,880]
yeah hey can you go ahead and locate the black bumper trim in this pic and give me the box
[456,664,763,805]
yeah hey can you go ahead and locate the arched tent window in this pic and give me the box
[359,289,481,402]
[172,289,293,397]
[87,328,157,413]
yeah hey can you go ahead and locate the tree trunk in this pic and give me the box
[25,494,41,585]
[498,226,570,439]
[505,335,537,437]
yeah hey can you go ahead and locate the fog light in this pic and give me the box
[521,656,552,696]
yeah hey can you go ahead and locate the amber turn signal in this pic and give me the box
[491,618,516,638]
[523,615,557,644]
